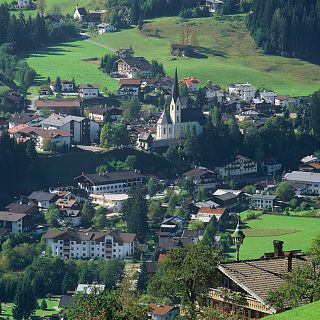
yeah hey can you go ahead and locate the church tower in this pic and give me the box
[170,68,182,126]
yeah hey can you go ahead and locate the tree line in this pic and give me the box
[247,0,320,59]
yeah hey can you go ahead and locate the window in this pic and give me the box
[177,116,179,122]
[163,127,166,134]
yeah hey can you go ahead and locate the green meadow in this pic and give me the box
[233,213,320,260]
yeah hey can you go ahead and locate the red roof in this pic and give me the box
[35,99,81,109]
[158,253,166,262]
[8,124,28,134]
[12,126,71,138]
[308,162,320,170]
[180,77,200,86]
[198,207,226,215]
[149,304,175,316]
[119,79,141,86]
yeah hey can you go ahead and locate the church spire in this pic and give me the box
[172,67,180,102]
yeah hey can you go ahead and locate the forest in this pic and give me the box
[247,0,320,59]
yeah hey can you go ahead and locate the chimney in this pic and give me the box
[273,240,284,257]
[285,252,293,272]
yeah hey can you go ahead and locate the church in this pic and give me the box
[156,69,206,142]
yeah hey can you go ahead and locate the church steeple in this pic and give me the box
[172,67,180,102]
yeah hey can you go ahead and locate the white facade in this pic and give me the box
[206,0,223,13]
[259,91,277,104]
[229,83,256,101]
[251,194,276,210]
[118,85,140,100]
[36,135,71,151]
[49,81,74,93]
[16,0,29,8]
[90,193,129,212]
[215,156,258,179]
[79,85,99,99]
[97,23,116,34]
[284,171,320,195]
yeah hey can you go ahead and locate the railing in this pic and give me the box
[208,288,272,314]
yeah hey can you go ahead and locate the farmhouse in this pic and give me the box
[35,98,81,114]
[171,44,194,57]
[74,170,145,194]
[182,166,218,190]
[179,77,200,93]
[97,23,116,34]
[49,80,74,93]
[205,84,224,103]
[44,227,136,259]
[117,57,152,79]
[284,171,320,195]
[28,191,59,210]
[148,304,180,320]
[79,84,99,99]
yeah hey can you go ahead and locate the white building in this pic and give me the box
[117,57,151,79]
[89,193,129,212]
[205,0,223,13]
[97,23,116,34]
[0,212,32,234]
[79,84,99,99]
[263,160,282,175]
[74,171,145,194]
[28,191,58,210]
[49,80,74,93]
[205,84,224,103]
[179,77,200,93]
[215,155,258,179]
[229,83,256,101]
[191,207,226,223]
[259,91,277,104]
[284,171,320,195]
[16,0,29,9]
[118,79,141,100]
[44,228,136,259]
[74,6,87,22]
[251,194,276,210]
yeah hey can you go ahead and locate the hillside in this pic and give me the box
[265,300,320,319]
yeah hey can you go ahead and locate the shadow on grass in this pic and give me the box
[196,46,228,58]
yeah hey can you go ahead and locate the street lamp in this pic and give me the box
[231,216,246,262]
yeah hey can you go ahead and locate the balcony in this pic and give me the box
[208,288,272,314]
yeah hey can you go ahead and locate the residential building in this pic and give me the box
[76,284,105,294]
[16,0,30,9]
[40,113,99,144]
[207,241,310,319]
[118,79,141,99]
[259,91,277,104]
[205,84,224,103]
[205,0,223,13]
[35,98,81,115]
[251,194,277,210]
[283,171,320,195]
[148,304,180,320]
[274,96,290,108]
[158,216,184,250]
[88,106,123,123]
[215,155,258,179]
[262,159,282,175]
[117,57,152,79]
[192,207,227,223]
[116,48,134,59]
[49,80,74,93]
[8,113,42,129]
[28,191,59,210]
[79,84,99,99]
[89,193,129,212]
[229,83,256,101]
[156,70,206,143]
[179,77,200,93]
[74,170,145,194]
[171,44,194,57]
[97,23,116,34]
[182,166,218,191]
[44,227,136,259]
[58,210,81,227]
[212,193,238,210]
[0,211,34,234]
[5,202,38,215]
[74,6,87,21]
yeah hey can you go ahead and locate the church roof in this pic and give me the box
[172,68,180,102]
[181,108,206,125]
[157,109,172,125]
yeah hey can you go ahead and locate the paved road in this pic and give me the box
[84,38,116,53]
[76,145,108,153]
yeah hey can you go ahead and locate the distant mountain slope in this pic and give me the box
[247,0,320,60]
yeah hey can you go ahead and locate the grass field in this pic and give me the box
[0,297,60,319]
[232,213,320,260]
[24,39,118,92]
[265,300,320,320]
[92,15,320,95]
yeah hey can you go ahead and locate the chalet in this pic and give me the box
[74,6,87,22]
[229,83,256,101]
[283,171,320,195]
[79,84,99,99]
[49,80,74,92]
[182,166,218,191]
[117,57,152,79]
[274,96,290,108]
[1,91,24,112]
[8,113,42,128]
[205,84,224,103]
[207,241,310,319]
[179,77,200,93]
[148,304,180,320]
[97,23,116,34]
[74,170,145,194]
[212,192,238,210]
[28,191,59,210]
[44,227,136,259]
[251,194,277,210]
[118,79,141,99]
[192,207,227,223]
[259,91,277,104]
[205,0,223,13]
[0,211,34,234]
[5,203,38,215]
[171,44,194,57]
[251,98,273,114]
[138,132,154,150]
[34,98,81,114]
[215,155,258,179]
[39,87,52,96]
[40,113,99,144]
[58,210,81,227]
[88,106,123,123]
[262,159,282,175]
[116,48,134,59]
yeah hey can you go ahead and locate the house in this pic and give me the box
[182,166,218,191]
[274,96,290,108]
[251,98,273,114]
[89,193,129,212]
[205,84,224,103]
[259,91,277,104]
[40,113,99,144]
[15,0,30,9]
[28,191,59,210]
[44,227,136,259]
[179,77,200,93]
[207,241,310,319]
[79,84,99,99]
[0,211,34,234]
[74,170,145,194]
[116,57,152,79]
[8,113,42,129]
[39,87,52,96]
[158,216,184,250]
[5,202,38,215]
[76,284,105,294]
[58,210,81,227]
[192,207,227,223]
[88,106,123,123]
[9,126,71,151]
[116,48,135,59]
[205,0,223,13]
[49,80,74,93]
[251,194,277,210]
[97,23,116,34]
[283,171,320,195]
[118,79,141,99]
[262,159,282,175]
[148,304,180,320]
[74,5,87,21]
[156,70,206,144]
[215,155,258,179]
[171,44,194,57]
[212,193,238,210]
[229,83,256,101]
[35,98,81,115]
[0,90,24,113]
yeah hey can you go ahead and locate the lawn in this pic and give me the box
[265,300,320,320]
[93,15,320,95]
[231,213,320,260]
[0,297,60,319]
[24,39,118,92]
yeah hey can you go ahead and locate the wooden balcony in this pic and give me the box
[208,288,272,315]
